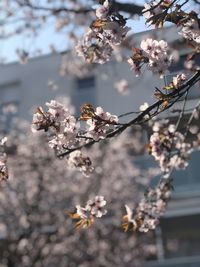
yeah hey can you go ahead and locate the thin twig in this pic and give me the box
[57,70,200,158]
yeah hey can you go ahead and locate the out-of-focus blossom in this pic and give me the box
[172,73,186,87]
[68,150,94,177]
[76,29,113,64]
[143,0,172,26]
[148,121,192,175]
[123,178,172,233]
[16,49,28,64]
[179,18,200,48]
[96,0,109,19]
[114,79,129,95]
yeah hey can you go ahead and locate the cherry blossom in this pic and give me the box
[142,0,172,27]
[76,1,130,64]
[85,106,118,140]
[123,178,172,233]
[70,196,107,229]
[31,100,79,150]
[68,150,94,177]
[3,0,200,244]
[172,73,186,88]
[96,0,110,19]
[141,39,172,76]
[128,38,173,77]
[86,195,107,218]
[143,0,172,21]
[148,120,192,176]
[179,18,200,48]
[114,79,129,95]
[1,122,154,266]
[76,29,113,64]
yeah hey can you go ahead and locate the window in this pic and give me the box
[0,81,20,133]
[76,76,95,90]
[145,215,200,267]
[161,215,200,259]
[171,151,200,193]
[71,76,96,115]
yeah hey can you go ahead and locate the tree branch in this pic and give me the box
[113,1,143,16]
[57,70,200,158]
[16,0,143,16]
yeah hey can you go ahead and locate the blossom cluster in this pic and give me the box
[143,0,172,26]
[0,137,8,181]
[31,100,79,150]
[69,196,107,229]
[82,105,119,140]
[163,73,186,90]
[179,18,200,49]
[32,101,118,176]
[76,0,130,63]
[172,73,186,88]
[143,1,200,51]
[68,150,94,177]
[122,178,172,233]
[114,79,129,95]
[128,38,173,77]
[148,120,192,176]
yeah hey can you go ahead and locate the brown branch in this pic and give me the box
[16,0,144,16]
[193,0,200,4]
[57,70,200,158]
[113,1,143,16]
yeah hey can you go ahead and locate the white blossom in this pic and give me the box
[68,150,94,177]
[31,100,79,150]
[114,79,129,95]
[143,1,172,23]
[141,39,172,76]
[86,106,118,140]
[140,102,149,112]
[96,0,109,19]
[172,73,186,87]
[76,205,88,219]
[85,196,107,218]
[149,121,192,175]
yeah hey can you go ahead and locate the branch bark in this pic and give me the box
[16,0,143,16]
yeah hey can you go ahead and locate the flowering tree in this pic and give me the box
[0,120,159,266]
[1,0,200,237]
